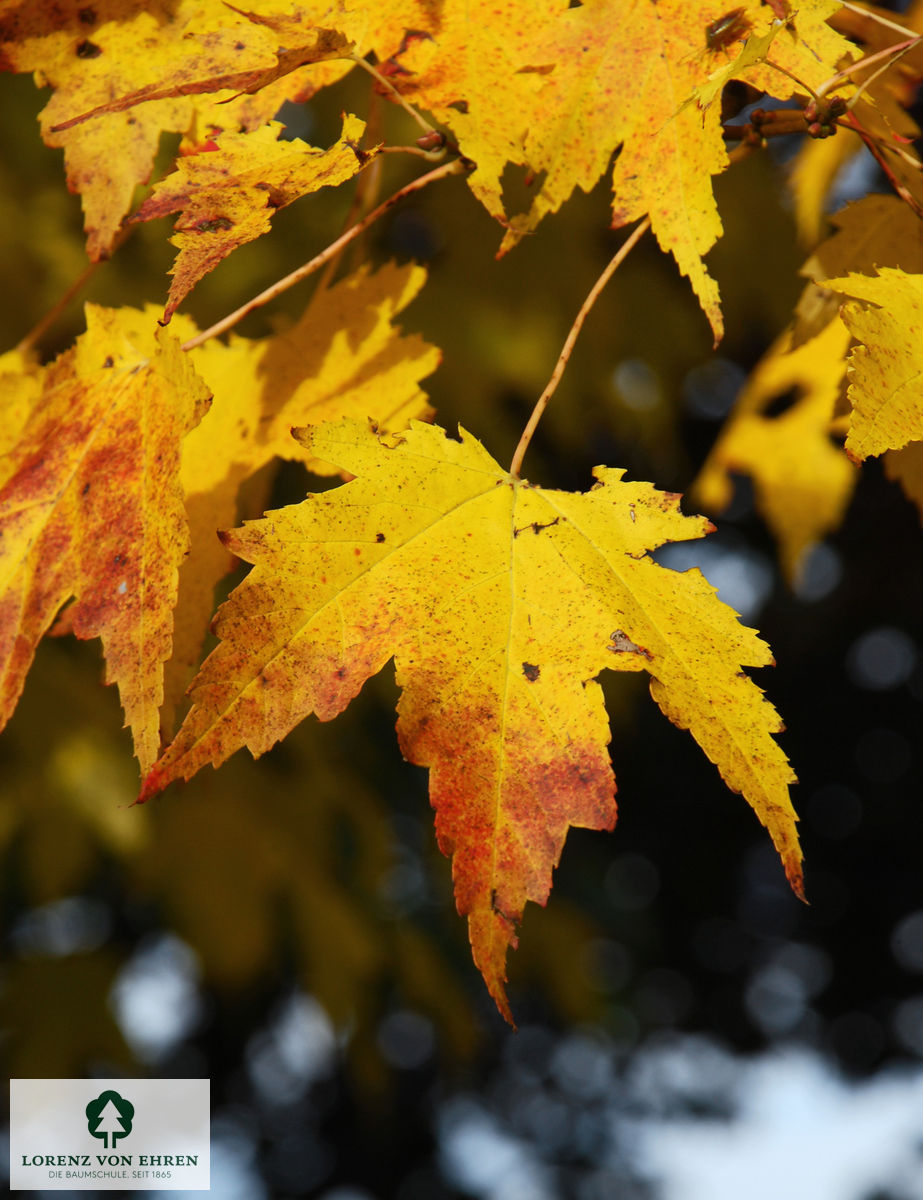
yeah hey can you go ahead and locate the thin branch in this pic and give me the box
[816,35,922,100]
[834,114,923,169]
[841,109,923,220]
[838,1,913,38]
[762,57,820,100]
[379,143,449,160]
[181,158,466,351]
[16,258,102,355]
[314,82,386,296]
[350,53,436,136]
[509,217,651,480]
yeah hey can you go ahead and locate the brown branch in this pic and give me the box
[16,259,102,356]
[15,220,137,355]
[181,158,467,352]
[350,53,437,137]
[840,110,923,220]
[509,217,651,480]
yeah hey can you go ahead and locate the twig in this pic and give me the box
[181,158,466,351]
[350,53,437,138]
[509,217,651,479]
[314,82,386,295]
[379,143,449,160]
[763,57,820,100]
[16,259,102,355]
[835,114,922,170]
[816,36,922,100]
[838,1,913,38]
[840,109,923,220]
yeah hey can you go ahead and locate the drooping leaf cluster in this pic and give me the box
[2,0,923,1020]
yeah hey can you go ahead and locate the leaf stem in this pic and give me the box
[350,53,437,137]
[762,57,820,101]
[839,109,923,220]
[181,158,466,351]
[816,36,922,101]
[15,219,137,354]
[838,1,913,38]
[15,258,102,355]
[509,217,651,480]
[314,82,387,295]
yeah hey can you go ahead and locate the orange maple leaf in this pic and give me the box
[133,115,377,319]
[0,0,356,258]
[390,0,854,340]
[140,418,801,1021]
[0,306,211,772]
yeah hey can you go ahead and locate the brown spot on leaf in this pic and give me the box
[522,662,540,681]
[78,7,97,24]
[608,629,652,659]
[514,517,560,537]
[195,216,233,233]
[346,140,371,165]
[375,532,386,543]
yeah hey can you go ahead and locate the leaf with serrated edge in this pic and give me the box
[0,306,211,772]
[693,318,855,581]
[134,116,377,320]
[140,418,800,1021]
[825,269,923,460]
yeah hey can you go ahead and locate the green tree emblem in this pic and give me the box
[86,1090,135,1149]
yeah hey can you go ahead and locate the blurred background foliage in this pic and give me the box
[4,29,923,1200]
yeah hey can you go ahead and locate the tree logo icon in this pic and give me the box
[85,1090,135,1149]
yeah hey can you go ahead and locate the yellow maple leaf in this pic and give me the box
[795,195,923,344]
[164,261,438,721]
[693,317,855,581]
[133,115,376,319]
[0,348,43,456]
[0,0,439,259]
[791,0,923,245]
[0,305,211,772]
[0,0,317,259]
[824,268,923,460]
[392,0,852,341]
[140,417,801,1021]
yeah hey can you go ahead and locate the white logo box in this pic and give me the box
[10,1079,210,1191]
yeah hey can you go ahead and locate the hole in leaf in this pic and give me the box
[762,386,800,419]
[500,163,547,218]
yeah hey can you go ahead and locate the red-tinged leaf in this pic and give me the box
[141,418,800,1021]
[0,305,211,771]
